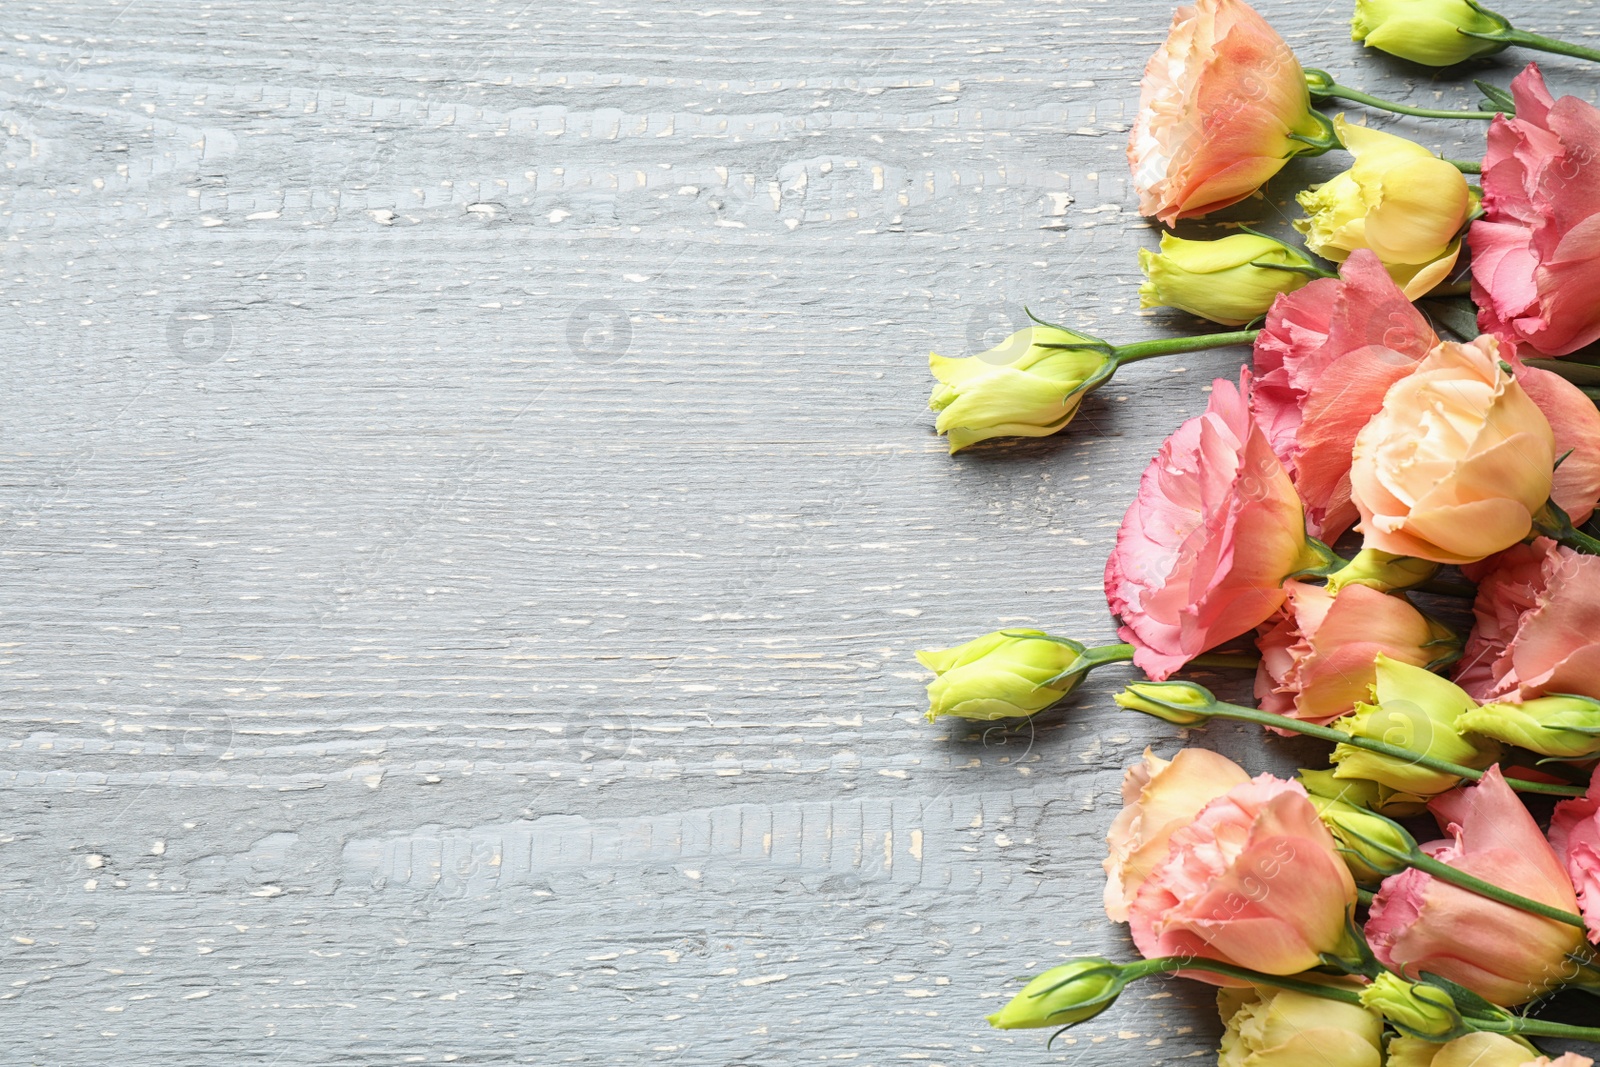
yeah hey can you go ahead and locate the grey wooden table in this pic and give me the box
[2,1,1589,1063]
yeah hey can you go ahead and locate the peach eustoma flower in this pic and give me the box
[1255,581,1451,727]
[1105,369,1325,680]
[1129,774,1358,982]
[1129,0,1329,225]
[1456,538,1600,703]
[1295,117,1476,300]
[1349,336,1555,565]
[1366,767,1586,1005]
[1103,747,1251,922]
[1251,251,1600,540]
[1251,250,1438,540]
[1550,768,1600,946]
[1473,64,1600,357]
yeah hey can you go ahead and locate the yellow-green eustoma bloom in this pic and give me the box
[1458,694,1600,759]
[1352,0,1509,67]
[916,629,1088,723]
[1358,973,1463,1040]
[986,959,1125,1030]
[928,325,1112,453]
[1330,655,1501,797]
[1294,117,1477,299]
[1138,232,1314,326]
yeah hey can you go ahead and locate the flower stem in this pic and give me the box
[1447,158,1483,174]
[1500,1016,1600,1041]
[1497,28,1600,65]
[1114,330,1260,365]
[1534,500,1600,556]
[1202,699,1587,798]
[1124,958,1366,1004]
[1305,72,1498,121]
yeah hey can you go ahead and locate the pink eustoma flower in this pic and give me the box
[1129,774,1358,981]
[1456,538,1600,703]
[1105,369,1317,680]
[1129,0,1326,225]
[1255,581,1449,727]
[1366,767,1586,1005]
[1472,64,1600,357]
[1550,769,1600,946]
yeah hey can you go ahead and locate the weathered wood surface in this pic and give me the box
[0,1,1588,1062]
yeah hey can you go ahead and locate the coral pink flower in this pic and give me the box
[1349,336,1554,565]
[1103,747,1251,922]
[1250,250,1437,540]
[1472,64,1600,357]
[1366,768,1585,1005]
[1105,369,1318,680]
[1130,774,1358,981]
[1255,581,1449,727]
[1550,769,1600,946]
[1456,538,1600,703]
[1517,363,1600,525]
[1129,0,1326,225]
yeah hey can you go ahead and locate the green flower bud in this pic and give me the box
[929,325,1113,453]
[1326,548,1441,595]
[986,958,1126,1030]
[1138,233,1315,327]
[1114,681,1219,726]
[1298,767,1429,818]
[1458,695,1600,759]
[1357,973,1465,1040]
[1352,0,1510,68]
[1306,793,1417,884]
[916,630,1088,723]
[1330,656,1502,798]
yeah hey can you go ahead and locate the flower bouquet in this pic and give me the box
[917,0,1600,1060]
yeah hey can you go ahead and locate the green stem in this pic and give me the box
[1500,1016,1600,1041]
[1498,28,1600,65]
[1307,76,1497,121]
[1114,330,1260,365]
[1448,159,1483,174]
[1205,699,1586,798]
[1125,958,1365,1005]
[1189,651,1263,671]
[1534,500,1600,557]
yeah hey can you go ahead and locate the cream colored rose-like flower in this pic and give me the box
[1350,336,1554,565]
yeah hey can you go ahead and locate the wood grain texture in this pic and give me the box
[1,1,1592,1062]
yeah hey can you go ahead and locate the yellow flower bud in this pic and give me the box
[1299,766,1429,818]
[1325,548,1442,595]
[1306,793,1416,884]
[1330,655,1501,797]
[1138,233,1315,327]
[1358,973,1464,1040]
[1352,0,1510,68]
[928,325,1112,453]
[1293,117,1478,299]
[986,959,1125,1029]
[1218,985,1383,1067]
[1458,695,1600,759]
[1114,681,1218,726]
[916,630,1088,723]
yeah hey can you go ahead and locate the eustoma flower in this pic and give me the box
[1255,580,1455,727]
[1105,369,1332,680]
[1473,64,1600,357]
[1216,985,1383,1067]
[1103,748,1251,922]
[1388,1033,1589,1067]
[1128,774,1358,980]
[1129,0,1334,225]
[1550,771,1600,946]
[927,324,1111,453]
[1455,538,1600,703]
[1351,0,1510,67]
[1139,232,1314,326]
[1295,117,1477,299]
[1365,768,1587,1005]
[1250,250,1437,540]
[1349,336,1554,565]
[915,630,1090,722]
